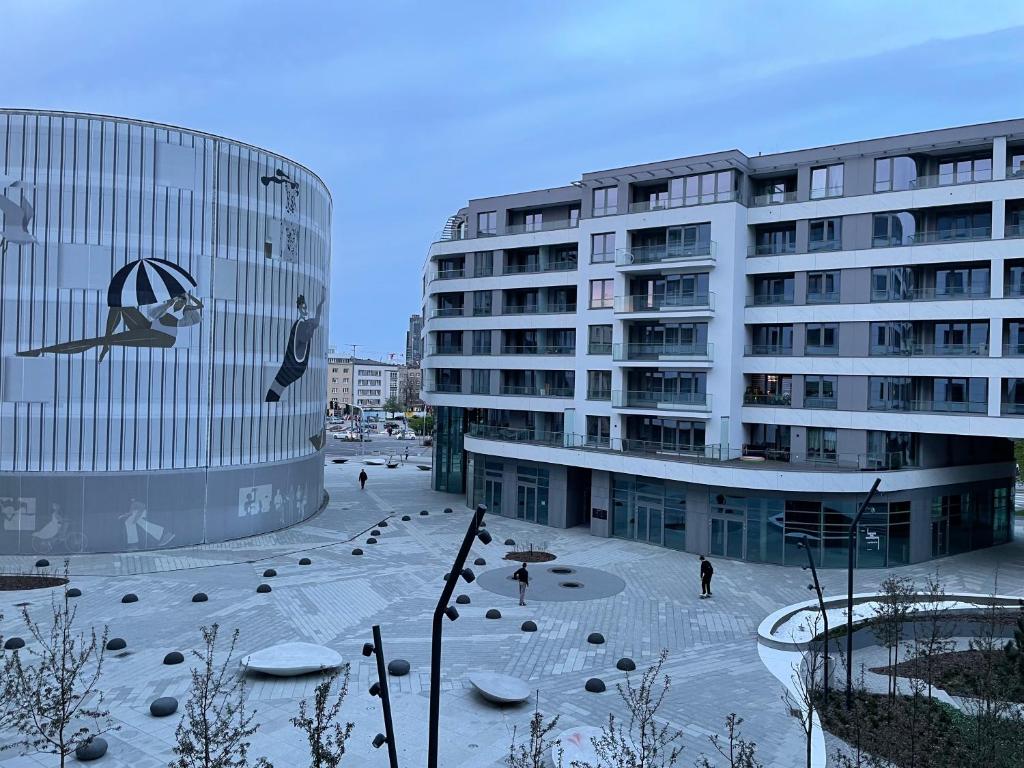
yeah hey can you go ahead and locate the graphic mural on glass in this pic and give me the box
[0,175,37,251]
[266,292,325,402]
[17,257,203,358]
[261,169,300,261]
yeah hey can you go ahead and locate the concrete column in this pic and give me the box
[994,136,1008,181]
[988,375,1002,418]
[993,199,1006,240]
[991,263,1005,300]
[589,470,612,537]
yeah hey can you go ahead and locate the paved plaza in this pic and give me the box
[1,459,1022,767]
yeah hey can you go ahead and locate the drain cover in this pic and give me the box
[559,581,583,589]
[549,566,575,575]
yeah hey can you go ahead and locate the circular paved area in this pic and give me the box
[476,565,625,602]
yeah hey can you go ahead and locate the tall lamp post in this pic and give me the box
[798,534,829,709]
[845,476,881,708]
[427,504,491,768]
[363,625,399,768]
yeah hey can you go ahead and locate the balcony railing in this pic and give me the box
[804,344,839,357]
[871,287,989,302]
[909,168,993,189]
[745,344,793,356]
[433,268,465,280]
[430,307,464,318]
[1001,402,1024,415]
[499,385,574,398]
[504,218,580,235]
[807,238,842,252]
[501,303,577,315]
[429,383,462,394]
[743,393,791,407]
[612,390,711,410]
[870,343,989,357]
[615,241,716,267]
[468,423,566,446]
[588,341,612,355]
[503,263,541,275]
[751,190,798,207]
[470,347,493,356]
[872,226,992,248]
[746,293,794,307]
[616,293,714,313]
[1003,343,1024,357]
[545,260,578,272]
[500,345,576,355]
[587,388,612,401]
[747,241,797,257]
[803,396,838,410]
[426,345,463,356]
[613,342,713,362]
[868,399,987,415]
[1005,223,1024,238]
[807,291,841,304]
[626,189,742,213]
[1005,283,1024,298]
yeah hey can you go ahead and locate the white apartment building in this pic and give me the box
[421,119,1024,568]
[327,355,402,411]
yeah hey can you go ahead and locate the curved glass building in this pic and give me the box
[0,109,331,554]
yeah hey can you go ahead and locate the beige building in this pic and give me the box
[327,354,402,412]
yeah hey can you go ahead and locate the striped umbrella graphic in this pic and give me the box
[108,257,197,308]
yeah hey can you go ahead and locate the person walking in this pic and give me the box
[358,469,368,490]
[403,447,409,463]
[513,562,529,606]
[699,555,713,598]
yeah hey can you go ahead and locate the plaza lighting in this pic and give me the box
[365,625,399,767]
[846,477,882,708]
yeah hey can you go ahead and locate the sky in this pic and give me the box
[4,0,1024,360]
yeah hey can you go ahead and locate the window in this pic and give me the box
[471,330,491,355]
[589,279,614,309]
[805,324,838,354]
[804,375,837,408]
[524,212,542,232]
[588,325,612,354]
[477,211,497,235]
[569,207,580,227]
[591,232,615,263]
[806,427,838,462]
[471,370,491,395]
[874,157,918,192]
[587,370,612,400]
[808,218,841,251]
[806,271,840,303]
[872,212,917,247]
[473,251,493,277]
[810,163,844,199]
[938,156,992,186]
[586,415,611,447]
[472,291,492,316]
[593,186,618,217]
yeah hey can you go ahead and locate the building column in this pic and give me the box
[988,375,1002,418]
[992,198,1006,240]
[994,136,1008,181]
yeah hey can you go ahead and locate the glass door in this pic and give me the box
[709,516,746,559]
[517,485,536,522]
[485,478,502,516]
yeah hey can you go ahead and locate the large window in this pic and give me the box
[477,211,497,235]
[938,156,992,185]
[473,251,493,277]
[586,415,611,447]
[810,163,844,199]
[472,290,492,316]
[612,475,686,551]
[516,464,549,525]
[591,232,616,263]
[872,212,917,247]
[805,323,838,355]
[806,427,837,463]
[804,375,837,408]
[470,370,491,395]
[874,156,918,192]
[471,330,491,355]
[809,218,842,251]
[593,186,618,217]
[589,279,614,309]
[588,325,612,354]
[587,370,611,400]
[807,271,840,303]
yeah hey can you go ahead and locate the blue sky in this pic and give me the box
[5,1,1024,359]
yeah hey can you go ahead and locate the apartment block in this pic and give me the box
[421,119,1024,568]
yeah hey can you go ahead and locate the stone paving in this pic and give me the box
[0,459,1021,767]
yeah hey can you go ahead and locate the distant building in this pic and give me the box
[406,313,424,366]
[327,355,402,412]
[400,366,423,409]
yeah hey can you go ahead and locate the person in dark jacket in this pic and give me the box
[699,555,714,598]
[358,469,368,490]
[513,562,529,605]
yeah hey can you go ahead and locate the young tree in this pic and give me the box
[1004,599,1024,683]
[694,713,762,768]
[382,396,401,419]
[783,613,825,768]
[577,650,684,768]
[911,573,955,699]
[871,575,915,700]
[290,667,354,768]
[171,624,272,768]
[506,691,562,768]
[4,568,117,767]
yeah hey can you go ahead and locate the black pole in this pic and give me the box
[427,504,487,768]
[801,536,829,710]
[371,624,400,768]
[845,476,881,709]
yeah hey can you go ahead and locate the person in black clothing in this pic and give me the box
[513,562,529,606]
[699,555,713,598]
[358,469,368,490]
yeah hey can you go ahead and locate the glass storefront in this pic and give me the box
[471,457,503,515]
[433,406,465,493]
[931,485,1013,557]
[611,475,686,550]
[516,464,549,525]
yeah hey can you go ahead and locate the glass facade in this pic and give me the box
[612,475,686,550]
[433,406,466,493]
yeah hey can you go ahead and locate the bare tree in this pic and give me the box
[506,691,562,768]
[783,612,825,768]
[290,667,354,768]
[871,575,915,700]
[3,567,117,767]
[910,573,955,699]
[576,649,684,768]
[170,624,272,768]
[694,713,762,768]
[1004,599,1024,683]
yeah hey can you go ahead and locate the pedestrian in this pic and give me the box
[403,447,409,463]
[359,468,368,490]
[513,562,529,606]
[699,555,713,598]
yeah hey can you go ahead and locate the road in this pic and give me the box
[323,432,433,462]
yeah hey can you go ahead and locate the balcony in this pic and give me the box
[499,385,574,398]
[743,393,791,407]
[468,423,565,446]
[612,390,711,411]
[870,343,989,357]
[429,383,462,394]
[587,388,612,401]
[545,259,578,272]
[1001,402,1024,416]
[746,293,793,307]
[806,291,840,304]
[870,287,990,303]
[1004,343,1024,357]
[868,399,987,415]
[613,342,713,362]
[500,345,575,356]
[626,189,741,213]
[430,307,464,319]
[615,242,716,267]
[747,242,797,258]
[745,344,793,356]
[751,190,798,207]
[504,218,579,235]
[1006,224,1024,239]
[872,226,992,248]
[425,345,463,356]
[433,268,465,281]
[615,293,714,314]
[908,168,992,189]
[503,262,540,275]
[804,344,839,357]
[807,238,842,253]
[803,396,838,410]
[588,341,612,355]
[501,303,577,315]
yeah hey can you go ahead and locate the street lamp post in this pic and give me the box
[799,535,829,709]
[427,504,490,768]
[364,625,399,768]
[845,476,881,709]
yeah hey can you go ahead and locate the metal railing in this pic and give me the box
[499,385,574,398]
[467,424,566,446]
[588,342,612,355]
[743,393,791,407]
[432,268,465,281]
[909,169,993,189]
[803,396,838,410]
[615,241,716,266]
[805,344,839,357]
[469,347,493,356]
[587,389,612,401]
[426,345,463,356]
[1003,343,1024,357]
[746,293,794,307]
[430,307,464,318]
[747,241,797,257]
[544,260,579,272]
[807,291,840,304]
[1005,283,1024,298]
[1005,223,1024,238]
[872,226,992,248]
[745,344,793,356]
[502,263,541,275]
[501,303,577,315]
[1001,402,1024,415]
[751,190,798,207]
[504,218,580,235]
[428,384,462,394]
[613,342,713,362]
[869,343,989,357]
[808,239,842,252]
[616,293,714,313]
[612,390,711,410]
[626,189,741,213]
[870,287,989,302]
[868,399,987,415]
[500,345,575,355]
